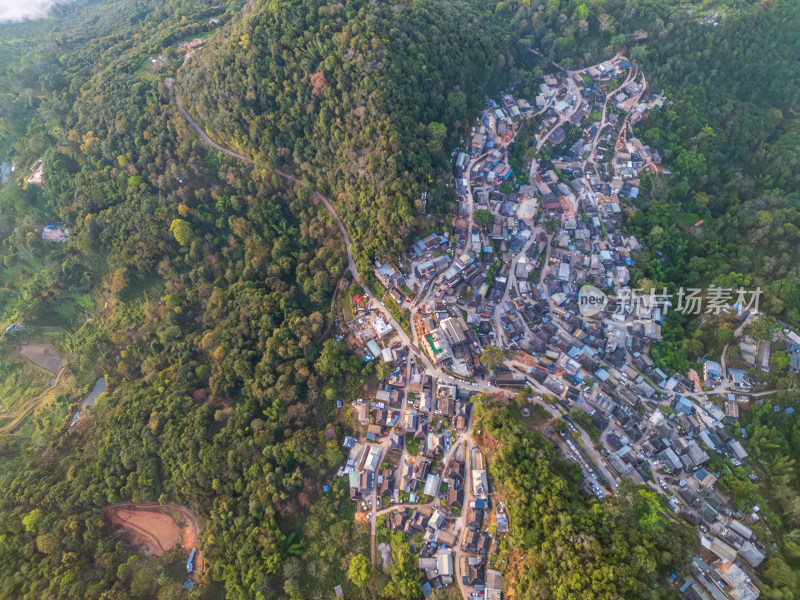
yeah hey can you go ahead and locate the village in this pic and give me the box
[330,55,792,600]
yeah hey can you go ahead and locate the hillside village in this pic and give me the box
[329,55,793,600]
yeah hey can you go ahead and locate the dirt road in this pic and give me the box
[106,502,205,571]
[0,365,71,434]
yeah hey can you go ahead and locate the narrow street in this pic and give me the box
[169,60,783,600]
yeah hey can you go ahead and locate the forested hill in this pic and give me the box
[619,0,800,370]
[0,0,799,598]
[178,0,515,268]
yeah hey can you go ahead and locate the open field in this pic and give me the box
[342,285,355,322]
[517,198,539,221]
[19,341,62,374]
[0,337,74,433]
[107,507,181,556]
[0,358,50,408]
[106,503,205,571]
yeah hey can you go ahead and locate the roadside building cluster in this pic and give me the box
[331,55,787,600]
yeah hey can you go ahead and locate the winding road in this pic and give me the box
[167,66,782,598]
[169,80,251,164]
[169,80,427,357]
[171,81,357,275]
[170,81,501,580]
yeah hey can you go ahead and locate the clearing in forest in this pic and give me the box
[105,503,205,571]
[517,198,539,221]
[688,368,703,392]
[19,341,62,374]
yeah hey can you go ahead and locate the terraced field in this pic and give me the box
[0,363,73,434]
[0,340,74,434]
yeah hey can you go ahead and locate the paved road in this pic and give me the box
[170,80,430,368]
[417,92,556,310]
[171,67,784,593]
[172,81,359,280]
[721,311,756,378]
[368,351,416,564]
[514,371,619,492]
[455,435,475,600]
[493,233,537,344]
[537,81,582,152]
[171,84,502,565]
[376,437,466,519]
[584,86,613,180]
[533,82,584,216]
[615,68,646,149]
[374,430,475,600]
[412,92,559,359]
[170,81,252,164]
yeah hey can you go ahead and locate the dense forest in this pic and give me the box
[0,0,798,598]
[623,0,800,373]
[177,0,518,267]
[474,394,694,599]
[0,0,373,597]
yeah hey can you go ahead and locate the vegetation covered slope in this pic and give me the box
[474,395,693,600]
[0,0,798,599]
[624,0,800,371]
[0,1,373,598]
[178,0,518,268]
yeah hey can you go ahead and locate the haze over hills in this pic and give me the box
[0,0,74,22]
[0,0,798,599]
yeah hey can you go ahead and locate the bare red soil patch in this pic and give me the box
[105,503,205,571]
[108,507,180,555]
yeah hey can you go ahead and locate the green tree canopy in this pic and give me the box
[347,553,371,590]
[480,345,506,370]
[169,218,194,246]
[473,209,493,227]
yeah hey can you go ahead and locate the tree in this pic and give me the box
[347,553,371,590]
[746,315,778,341]
[770,350,790,372]
[169,218,195,246]
[35,533,59,555]
[477,400,693,599]
[309,71,328,96]
[473,209,493,227]
[716,328,733,345]
[480,345,506,371]
[426,122,447,154]
[110,267,127,295]
[761,556,799,597]
[22,509,41,533]
[675,149,707,181]
[195,364,210,381]
[385,533,422,600]
[375,360,393,381]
